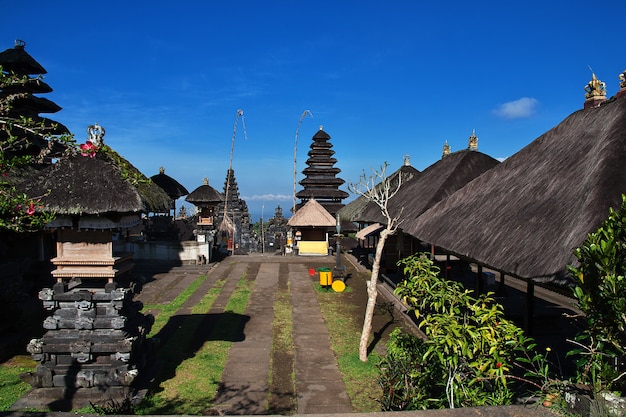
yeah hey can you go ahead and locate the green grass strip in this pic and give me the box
[138,269,253,415]
[0,356,36,411]
[268,278,296,413]
[142,272,212,337]
[315,274,382,412]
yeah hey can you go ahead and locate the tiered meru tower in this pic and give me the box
[295,127,348,216]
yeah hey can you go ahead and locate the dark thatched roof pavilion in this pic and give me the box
[361,149,500,225]
[338,156,421,224]
[150,167,189,200]
[185,178,223,205]
[22,150,171,219]
[406,96,626,285]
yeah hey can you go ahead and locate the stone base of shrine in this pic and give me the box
[11,385,146,411]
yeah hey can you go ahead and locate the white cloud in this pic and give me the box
[243,194,292,201]
[493,97,539,119]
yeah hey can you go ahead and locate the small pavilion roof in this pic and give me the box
[288,198,336,227]
[185,178,223,205]
[150,167,189,199]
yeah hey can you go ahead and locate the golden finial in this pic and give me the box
[619,70,626,90]
[403,154,411,166]
[468,130,478,151]
[203,177,209,185]
[442,140,451,158]
[159,166,165,174]
[584,73,607,99]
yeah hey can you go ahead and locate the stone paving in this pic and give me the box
[10,253,558,416]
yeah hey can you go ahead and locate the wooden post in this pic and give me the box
[525,280,535,334]
[476,264,483,294]
[497,272,507,296]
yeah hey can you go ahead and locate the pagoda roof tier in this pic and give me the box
[307,152,335,159]
[312,129,331,140]
[308,142,334,150]
[299,178,346,186]
[302,166,342,175]
[1,94,62,114]
[2,78,53,94]
[296,188,349,199]
[0,41,47,75]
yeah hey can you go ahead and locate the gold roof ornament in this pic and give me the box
[159,166,165,174]
[468,130,478,151]
[203,177,209,185]
[619,70,626,90]
[584,73,607,99]
[442,140,451,158]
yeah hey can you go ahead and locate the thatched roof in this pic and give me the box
[288,198,336,227]
[150,167,189,199]
[338,163,420,222]
[21,151,171,215]
[185,178,223,205]
[361,150,500,224]
[0,41,47,75]
[406,97,626,284]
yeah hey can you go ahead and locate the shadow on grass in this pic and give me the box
[367,300,398,356]
[140,310,250,409]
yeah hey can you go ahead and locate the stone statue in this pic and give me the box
[87,123,105,147]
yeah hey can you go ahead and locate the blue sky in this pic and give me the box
[4,1,624,221]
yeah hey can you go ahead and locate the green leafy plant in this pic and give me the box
[382,253,550,409]
[568,194,626,394]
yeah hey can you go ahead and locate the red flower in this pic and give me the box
[26,203,35,216]
[79,141,98,158]
[496,362,502,368]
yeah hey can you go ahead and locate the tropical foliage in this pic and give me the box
[379,253,561,409]
[568,194,626,394]
[0,66,73,232]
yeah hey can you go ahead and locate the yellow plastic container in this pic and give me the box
[319,268,333,286]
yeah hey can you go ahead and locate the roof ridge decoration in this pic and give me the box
[442,140,451,158]
[468,130,478,151]
[619,70,626,90]
[584,72,608,109]
[585,73,607,99]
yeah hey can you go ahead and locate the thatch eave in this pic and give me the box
[407,98,626,284]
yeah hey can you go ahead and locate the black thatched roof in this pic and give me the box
[150,167,189,199]
[185,179,223,205]
[21,151,171,215]
[0,41,46,75]
[406,97,626,284]
[338,163,421,222]
[361,150,499,224]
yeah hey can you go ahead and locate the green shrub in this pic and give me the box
[568,195,626,394]
[380,253,543,409]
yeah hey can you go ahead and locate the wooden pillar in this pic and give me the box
[476,264,483,294]
[497,272,507,296]
[525,280,535,335]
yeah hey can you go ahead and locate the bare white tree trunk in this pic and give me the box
[349,162,405,362]
[359,228,390,361]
